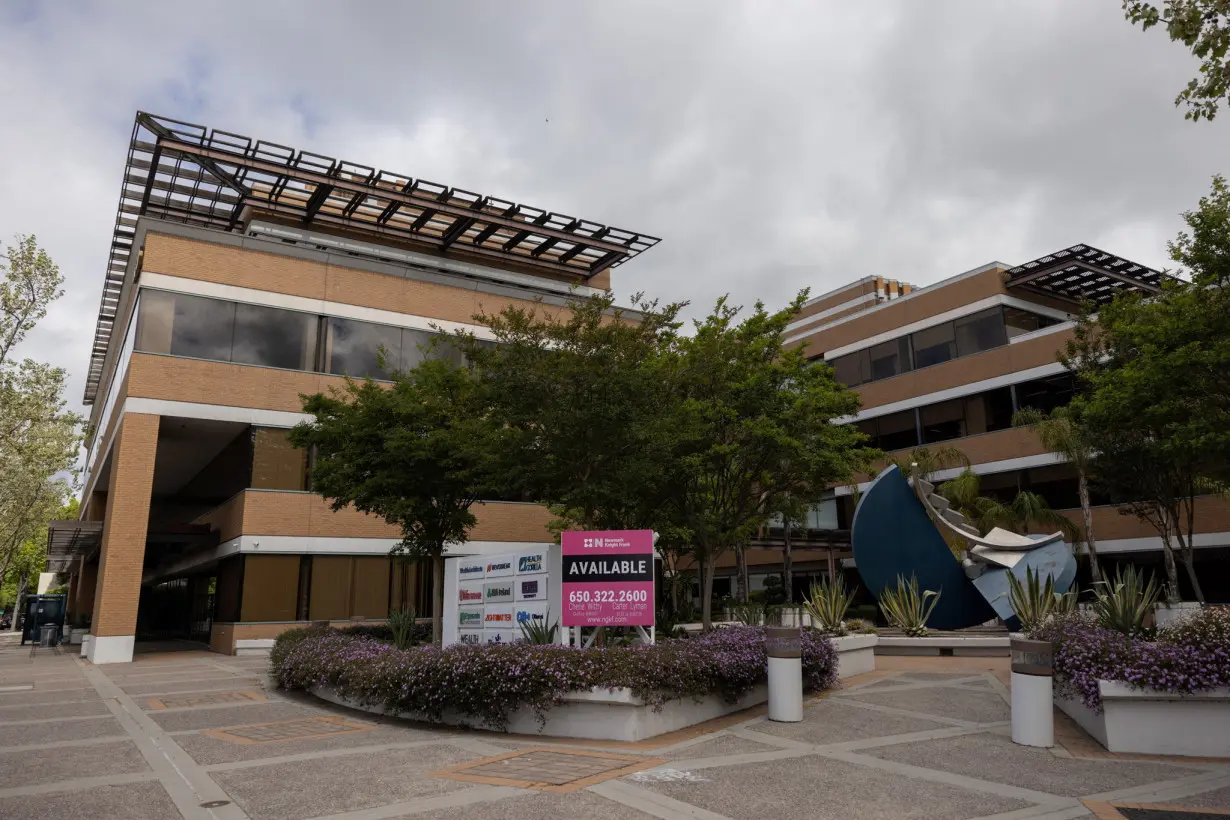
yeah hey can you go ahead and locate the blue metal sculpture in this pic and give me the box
[851,464,1076,630]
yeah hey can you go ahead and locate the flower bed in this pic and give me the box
[1032,608,1230,713]
[272,625,836,732]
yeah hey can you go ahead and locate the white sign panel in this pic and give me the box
[484,555,515,578]
[515,575,548,602]
[482,605,514,630]
[457,608,484,630]
[484,630,516,645]
[515,601,548,629]
[442,545,562,648]
[516,552,546,574]
[457,559,485,582]
[458,582,484,606]
[458,630,483,646]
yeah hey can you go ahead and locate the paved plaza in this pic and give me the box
[1,634,1228,820]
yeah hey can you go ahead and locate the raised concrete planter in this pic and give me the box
[235,639,276,656]
[832,634,877,678]
[875,636,1009,657]
[313,683,768,742]
[1055,682,1230,757]
[1154,602,1202,628]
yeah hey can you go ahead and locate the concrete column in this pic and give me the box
[89,413,159,664]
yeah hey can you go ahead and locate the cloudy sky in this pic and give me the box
[1,1,1228,420]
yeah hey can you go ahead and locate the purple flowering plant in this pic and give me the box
[1030,607,1230,712]
[271,624,836,730]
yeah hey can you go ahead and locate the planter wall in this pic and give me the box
[313,683,768,742]
[1154,602,1202,628]
[832,634,877,678]
[875,636,1009,657]
[1055,682,1230,757]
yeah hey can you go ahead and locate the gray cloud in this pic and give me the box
[1,0,1227,424]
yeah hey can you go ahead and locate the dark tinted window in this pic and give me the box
[981,386,1015,432]
[399,328,436,371]
[327,317,402,380]
[1004,307,1062,339]
[868,338,911,381]
[954,308,1008,357]
[859,409,919,452]
[831,350,870,387]
[920,399,965,443]
[1017,373,1075,414]
[911,322,956,368]
[232,303,319,370]
[167,292,236,361]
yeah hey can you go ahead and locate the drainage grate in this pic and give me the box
[204,715,375,744]
[432,748,665,792]
[146,690,266,710]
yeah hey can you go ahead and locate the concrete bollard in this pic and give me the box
[766,626,804,722]
[1010,636,1054,747]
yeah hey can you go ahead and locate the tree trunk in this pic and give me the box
[734,544,748,603]
[1077,471,1102,583]
[782,521,793,604]
[700,553,716,631]
[1158,530,1181,605]
[431,553,445,646]
[826,547,836,583]
[11,572,29,632]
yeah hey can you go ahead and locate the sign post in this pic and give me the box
[561,530,655,643]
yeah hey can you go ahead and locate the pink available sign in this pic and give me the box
[561,529,655,627]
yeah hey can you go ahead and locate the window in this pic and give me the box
[911,322,956,368]
[920,399,966,443]
[1017,373,1075,414]
[954,308,1008,357]
[831,350,870,387]
[232,303,319,371]
[1004,307,1062,339]
[857,409,919,451]
[136,290,236,361]
[326,317,403,380]
[868,338,911,381]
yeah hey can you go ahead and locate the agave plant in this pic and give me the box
[802,576,855,636]
[1006,567,1067,632]
[387,607,418,650]
[1092,565,1160,636]
[518,610,559,644]
[878,574,941,637]
[728,601,766,626]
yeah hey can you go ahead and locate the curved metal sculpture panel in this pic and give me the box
[851,464,1077,631]
[851,465,996,630]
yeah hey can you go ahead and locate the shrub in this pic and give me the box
[843,619,876,635]
[1159,606,1230,650]
[387,608,418,650]
[878,575,940,637]
[1091,565,1160,636]
[1007,567,1067,632]
[271,625,837,730]
[518,610,559,644]
[802,576,854,636]
[1032,612,1230,712]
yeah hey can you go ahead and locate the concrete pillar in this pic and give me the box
[88,413,159,664]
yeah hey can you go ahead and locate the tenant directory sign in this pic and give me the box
[441,545,561,647]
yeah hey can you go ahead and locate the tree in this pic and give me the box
[2,497,76,624]
[1013,406,1104,582]
[460,292,685,532]
[290,356,505,645]
[663,294,874,629]
[1123,0,1230,121]
[937,469,1082,545]
[0,235,81,616]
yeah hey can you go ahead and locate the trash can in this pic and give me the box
[1010,636,1053,747]
[766,626,804,722]
[39,624,58,648]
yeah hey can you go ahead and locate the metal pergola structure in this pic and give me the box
[1005,244,1169,307]
[84,112,661,404]
[45,521,103,574]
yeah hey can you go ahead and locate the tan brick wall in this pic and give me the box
[192,492,247,543]
[795,280,879,322]
[854,327,1074,412]
[127,353,339,414]
[142,232,575,328]
[1057,496,1230,541]
[231,490,553,542]
[797,268,1009,354]
[91,414,160,638]
[880,426,1051,469]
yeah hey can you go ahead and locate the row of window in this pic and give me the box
[827,306,1063,388]
[853,372,1075,452]
[136,289,485,381]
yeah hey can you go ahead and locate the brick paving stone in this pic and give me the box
[146,690,265,710]
[205,715,374,744]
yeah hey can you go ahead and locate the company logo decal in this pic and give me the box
[486,561,511,573]
[484,611,512,624]
[516,610,544,623]
[459,563,484,576]
[459,632,481,645]
[521,580,539,596]
[459,610,483,625]
[518,555,543,572]
[486,585,512,599]
[459,588,482,602]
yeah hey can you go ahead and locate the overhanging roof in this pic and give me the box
[1005,244,1168,306]
[45,520,103,573]
[84,112,661,404]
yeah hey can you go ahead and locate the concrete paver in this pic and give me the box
[1,638,1228,819]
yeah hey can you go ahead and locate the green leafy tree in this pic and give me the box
[0,235,82,622]
[1123,0,1230,121]
[938,469,1081,545]
[1012,406,1104,582]
[291,356,505,645]
[460,292,685,532]
[664,293,875,630]
[1063,178,1230,603]
[1,496,76,622]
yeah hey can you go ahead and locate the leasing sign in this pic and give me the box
[561,530,654,627]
